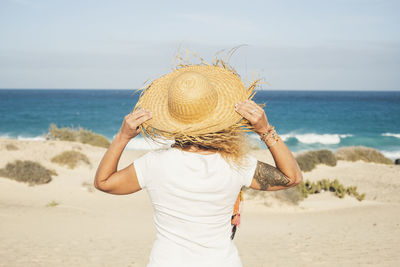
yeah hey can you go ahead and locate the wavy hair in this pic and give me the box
[170,128,252,166]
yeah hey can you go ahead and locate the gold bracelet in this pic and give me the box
[259,125,274,141]
[259,125,280,149]
[265,134,280,148]
[260,126,277,142]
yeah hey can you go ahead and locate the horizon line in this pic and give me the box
[0,88,399,92]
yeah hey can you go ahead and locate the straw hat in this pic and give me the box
[135,64,256,137]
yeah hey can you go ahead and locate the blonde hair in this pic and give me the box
[171,128,252,166]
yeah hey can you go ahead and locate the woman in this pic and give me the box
[94,63,303,266]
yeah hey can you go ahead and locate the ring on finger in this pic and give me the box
[250,109,257,114]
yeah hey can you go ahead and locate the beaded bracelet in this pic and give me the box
[260,125,274,140]
[259,125,280,149]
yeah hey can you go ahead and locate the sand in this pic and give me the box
[0,138,399,267]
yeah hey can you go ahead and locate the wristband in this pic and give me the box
[259,125,280,149]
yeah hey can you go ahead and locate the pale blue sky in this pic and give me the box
[0,0,399,90]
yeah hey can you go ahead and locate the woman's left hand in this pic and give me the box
[235,100,270,135]
[118,108,152,142]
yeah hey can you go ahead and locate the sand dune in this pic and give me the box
[0,138,399,267]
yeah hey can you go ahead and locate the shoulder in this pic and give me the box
[133,148,177,181]
[239,153,258,169]
[232,153,258,187]
[232,153,258,175]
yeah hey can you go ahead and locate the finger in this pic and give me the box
[236,103,262,118]
[125,110,142,121]
[242,100,264,113]
[129,109,151,120]
[234,102,247,116]
[133,113,152,127]
[129,108,147,118]
[243,99,264,110]
[238,100,264,111]
[128,112,152,125]
[124,113,151,132]
[131,107,150,116]
[239,104,259,115]
[235,104,257,121]
[244,99,257,105]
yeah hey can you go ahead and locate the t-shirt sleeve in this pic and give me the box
[239,154,258,187]
[133,151,155,189]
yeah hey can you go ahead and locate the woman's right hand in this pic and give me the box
[118,108,152,142]
[235,100,270,135]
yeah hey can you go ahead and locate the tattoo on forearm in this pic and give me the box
[253,161,291,190]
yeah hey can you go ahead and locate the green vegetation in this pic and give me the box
[51,150,91,169]
[5,143,19,151]
[296,178,366,201]
[48,124,110,148]
[0,160,56,185]
[335,146,393,165]
[242,177,366,205]
[295,149,337,172]
[46,200,60,207]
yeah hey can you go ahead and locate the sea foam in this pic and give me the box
[0,134,46,141]
[17,135,46,141]
[280,133,353,145]
[382,133,400,139]
[380,150,400,160]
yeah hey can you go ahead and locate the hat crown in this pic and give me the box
[168,71,218,123]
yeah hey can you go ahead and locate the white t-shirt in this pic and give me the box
[134,147,258,267]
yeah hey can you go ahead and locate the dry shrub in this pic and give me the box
[295,149,337,172]
[0,160,56,185]
[242,185,304,205]
[82,181,95,192]
[48,124,110,148]
[51,150,90,169]
[335,146,393,165]
[48,124,77,141]
[78,128,110,148]
[5,143,19,150]
[270,186,305,205]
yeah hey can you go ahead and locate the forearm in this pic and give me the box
[267,136,302,184]
[94,132,130,187]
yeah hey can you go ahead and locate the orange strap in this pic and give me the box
[231,189,243,239]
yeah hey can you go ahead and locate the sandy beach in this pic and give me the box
[1,138,399,267]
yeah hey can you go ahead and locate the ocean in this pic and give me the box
[0,89,399,160]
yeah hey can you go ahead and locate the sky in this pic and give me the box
[0,0,399,90]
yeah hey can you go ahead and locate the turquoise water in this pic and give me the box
[0,89,399,159]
